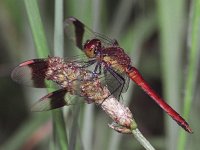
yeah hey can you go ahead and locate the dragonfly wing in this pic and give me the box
[11,58,55,88]
[64,17,119,51]
[31,88,83,111]
[64,54,97,68]
[121,73,130,93]
[103,67,129,100]
[64,17,88,50]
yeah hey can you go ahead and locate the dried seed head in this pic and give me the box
[45,57,136,133]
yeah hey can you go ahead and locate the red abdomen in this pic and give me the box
[125,66,192,133]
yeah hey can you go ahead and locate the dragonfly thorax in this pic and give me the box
[102,47,131,73]
[83,38,102,58]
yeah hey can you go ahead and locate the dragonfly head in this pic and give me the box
[83,39,101,58]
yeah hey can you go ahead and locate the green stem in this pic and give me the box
[132,128,155,150]
[157,0,185,149]
[52,0,68,149]
[54,0,64,57]
[24,0,49,57]
[24,0,68,149]
[52,109,68,149]
[177,0,200,149]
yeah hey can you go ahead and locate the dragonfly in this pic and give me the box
[11,56,136,133]
[64,17,192,133]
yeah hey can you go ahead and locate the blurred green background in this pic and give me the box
[0,0,199,150]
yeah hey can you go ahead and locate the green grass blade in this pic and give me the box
[81,104,94,150]
[52,109,68,149]
[68,105,81,150]
[177,0,200,149]
[24,0,49,57]
[52,0,68,149]
[24,0,68,149]
[54,0,64,57]
[132,128,155,150]
[109,0,135,38]
[157,0,186,149]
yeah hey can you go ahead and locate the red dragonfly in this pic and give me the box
[11,56,136,133]
[64,17,192,133]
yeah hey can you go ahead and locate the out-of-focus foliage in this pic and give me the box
[0,0,199,150]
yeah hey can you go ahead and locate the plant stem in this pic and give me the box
[52,0,68,149]
[177,0,200,149]
[54,0,64,57]
[157,0,185,149]
[24,0,68,149]
[132,128,155,150]
[24,0,49,57]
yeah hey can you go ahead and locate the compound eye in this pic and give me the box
[86,48,96,58]
[83,39,101,58]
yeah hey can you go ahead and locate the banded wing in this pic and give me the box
[31,88,83,111]
[11,58,55,88]
[64,17,118,51]
[11,58,86,111]
[11,58,51,88]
